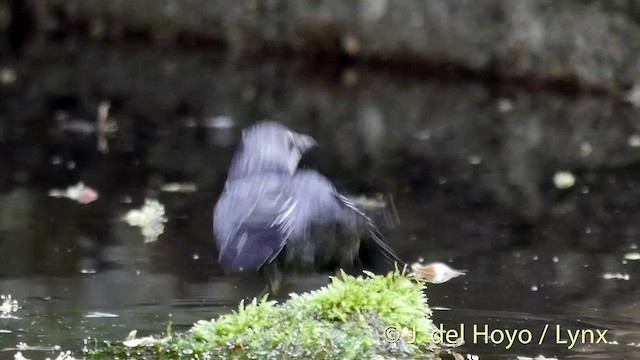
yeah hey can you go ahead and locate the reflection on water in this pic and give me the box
[0,38,639,358]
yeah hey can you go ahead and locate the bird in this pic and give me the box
[213,120,403,295]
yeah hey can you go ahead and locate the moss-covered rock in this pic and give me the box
[85,269,437,359]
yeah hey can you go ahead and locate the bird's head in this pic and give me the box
[228,120,317,179]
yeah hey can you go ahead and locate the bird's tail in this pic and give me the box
[358,224,406,274]
[335,192,406,273]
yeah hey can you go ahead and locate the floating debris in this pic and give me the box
[96,101,110,154]
[496,98,513,113]
[341,68,359,86]
[160,182,198,193]
[347,194,387,210]
[342,34,361,56]
[623,84,640,108]
[603,273,630,280]
[6,343,62,352]
[52,351,78,360]
[123,336,157,348]
[468,155,482,165]
[580,142,593,157]
[411,262,466,284]
[628,134,640,148]
[122,199,168,243]
[48,182,99,204]
[204,116,235,129]
[84,311,119,318]
[412,129,432,141]
[0,295,20,318]
[517,356,558,360]
[57,119,96,136]
[205,116,237,147]
[0,67,17,85]
[96,101,117,154]
[553,171,575,189]
[624,252,640,260]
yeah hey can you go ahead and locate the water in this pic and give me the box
[0,37,639,359]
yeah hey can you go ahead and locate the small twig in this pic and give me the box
[96,101,111,153]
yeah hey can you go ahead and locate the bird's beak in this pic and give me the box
[293,133,318,153]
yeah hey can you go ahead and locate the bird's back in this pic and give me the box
[214,169,400,276]
[213,173,294,272]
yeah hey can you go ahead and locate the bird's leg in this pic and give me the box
[259,263,282,298]
[334,249,361,279]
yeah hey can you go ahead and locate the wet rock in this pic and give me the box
[20,1,640,88]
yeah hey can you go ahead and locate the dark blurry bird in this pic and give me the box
[213,121,402,295]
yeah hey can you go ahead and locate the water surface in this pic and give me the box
[0,38,639,359]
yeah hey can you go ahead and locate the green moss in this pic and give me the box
[85,269,437,360]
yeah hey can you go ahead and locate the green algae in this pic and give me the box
[85,269,437,359]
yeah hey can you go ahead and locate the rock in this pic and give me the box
[23,0,640,88]
[85,270,438,359]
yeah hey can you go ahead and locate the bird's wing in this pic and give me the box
[285,169,404,268]
[215,178,297,273]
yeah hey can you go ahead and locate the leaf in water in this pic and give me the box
[410,262,466,284]
[122,199,168,243]
[624,252,640,260]
[602,273,630,280]
[123,337,157,348]
[553,171,575,189]
[48,182,98,204]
